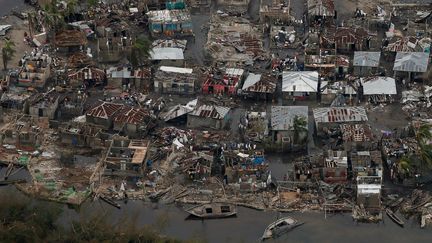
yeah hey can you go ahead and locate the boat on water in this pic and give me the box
[185,203,237,219]
[386,208,404,227]
[261,217,304,241]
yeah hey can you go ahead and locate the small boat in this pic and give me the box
[389,197,404,208]
[261,217,304,241]
[100,195,121,209]
[386,208,404,227]
[186,203,237,219]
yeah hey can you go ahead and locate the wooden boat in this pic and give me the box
[261,217,304,241]
[386,208,404,227]
[186,203,237,219]
[100,195,121,209]
[389,197,404,208]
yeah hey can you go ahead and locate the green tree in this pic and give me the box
[65,0,78,22]
[42,0,65,36]
[87,0,98,7]
[1,39,15,70]
[293,115,308,145]
[129,36,152,69]
[415,123,432,169]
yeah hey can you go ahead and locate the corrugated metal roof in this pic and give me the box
[393,52,429,72]
[362,76,397,95]
[242,73,262,90]
[151,47,184,60]
[225,68,244,77]
[271,106,308,131]
[189,105,230,120]
[308,0,335,17]
[159,66,193,74]
[353,51,381,67]
[86,102,123,119]
[113,106,151,125]
[282,71,319,93]
[313,106,368,124]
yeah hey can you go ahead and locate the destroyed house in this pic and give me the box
[0,115,47,149]
[159,99,197,123]
[323,27,372,52]
[152,39,187,50]
[322,150,348,183]
[307,0,335,22]
[217,0,250,6]
[54,29,87,52]
[147,9,193,37]
[0,91,31,110]
[356,176,382,212]
[340,124,374,150]
[107,67,152,90]
[260,0,293,23]
[304,55,349,78]
[112,106,155,137]
[85,101,123,129]
[187,105,231,130]
[202,68,245,95]
[154,66,195,94]
[68,67,107,87]
[27,91,60,119]
[241,73,276,99]
[383,37,430,53]
[353,51,381,76]
[242,111,268,142]
[313,106,368,134]
[206,15,267,65]
[57,91,87,120]
[270,106,308,146]
[17,54,51,88]
[351,151,383,180]
[59,123,103,147]
[104,138,149,173]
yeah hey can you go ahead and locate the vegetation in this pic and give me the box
[129,37,152,69]
[293,115,308,145]
[42,0,65,35]
[1,39,15,70]
[0,191,205,243]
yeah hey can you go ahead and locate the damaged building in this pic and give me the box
[270,106,308,148]
[202,68,245,96]
[187,104,231,130]
[241,72,277,99]
[104,138,149,174]
[154,66,196,94]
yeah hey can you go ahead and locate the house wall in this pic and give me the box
[155,80,194,94]
[187,115,226,129]
[159,59,184,67]
[28,101,59,119]
[86,116,112,129]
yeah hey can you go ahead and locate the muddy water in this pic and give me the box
[0,0,26,17]
[1,166,432,243]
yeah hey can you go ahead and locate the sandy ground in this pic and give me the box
[0,15,32,71]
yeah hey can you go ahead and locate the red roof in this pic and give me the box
[113,106,151,125]
[86,102,123,119]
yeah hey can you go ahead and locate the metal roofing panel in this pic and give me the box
[313,106,368,124]
[271,106,308,131]
[353,51,381,67]
[393,52,429,72]
[151,47,184,60]
[282,71,319,93]
[242,73,262,90]
[362,76,397,95]
[159,66,193,74]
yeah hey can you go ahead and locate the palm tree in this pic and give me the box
[415,123,432,169]
[398,155,413,176]
[293,115,308,145]
[129,37,152,69]
[129,37,152,91]
[65,0,78,23]
[42,0,65,37]
[2,39,16,70]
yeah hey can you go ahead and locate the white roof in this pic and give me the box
[271,106,308,131]
[159,66,193,74]
[393,52,429,72]
[151,47,184,60]
[353,51,381,67]
[225,68,244,77]
[282,71,319,92]
[242,73,262,90]
[189,105,230,120]
[313,106,368,124]
[362,76,397,95]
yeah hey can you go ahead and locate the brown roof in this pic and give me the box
[54,30,87,47]
[113,107,151,125]
[86,102,123,119]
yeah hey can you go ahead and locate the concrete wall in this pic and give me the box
[187,115,224,130]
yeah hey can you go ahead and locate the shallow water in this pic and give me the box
[0,0,26,17]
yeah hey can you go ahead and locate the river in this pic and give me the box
[1,166,431,243]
